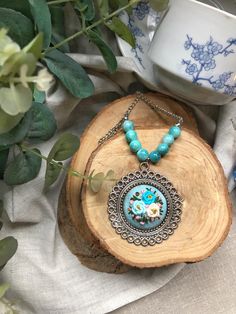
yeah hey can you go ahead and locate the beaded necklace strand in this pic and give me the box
[122,119,181,164]
[99,92,184,247]
[120,92,183,164]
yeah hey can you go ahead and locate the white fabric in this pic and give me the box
[0,34,236,314]
[113,191,236,314]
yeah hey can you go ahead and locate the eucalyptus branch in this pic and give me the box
[20,143,84,178]
[47,0,75,5]
[45,0,139,53]
[19,144,117,182]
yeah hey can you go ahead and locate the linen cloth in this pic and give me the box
[113,190,236,314]
[1,16,236,314]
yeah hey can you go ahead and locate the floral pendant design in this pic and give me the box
[107,163,183,246]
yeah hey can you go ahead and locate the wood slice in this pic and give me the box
[59,93,199,272]
[58,180,132,273]
[81,128,232,268]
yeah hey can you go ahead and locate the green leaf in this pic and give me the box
[109,0,129,7]
[0,108,23,135]
[0,200,3,218]
[149,0,169,11]
[0,51,37,77]
[74,0,95,21]
[87,30,117,73]
[4,149,42,185]
[50,5,69,53]
[109,0,132,14]
[0,236,18,268]
[28,0,52,49]
[48,133,80,161]
[33,87,46,104]
[23,32,43,59]
[0,8,34,47]
[26,102,57,141]
[0,200,4,230]
[0,149,9,179]
[106,17,135,48]
[44,49,94,98]
[0,283,10,298]
[0,110,32,150]
[0,0,32,18]
[97,0,109,17]
[89,172,105,193]
[105,169,115,179]
[44,162,62,190]
[0,84,33,116]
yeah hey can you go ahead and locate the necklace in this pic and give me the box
[98,92,184,247]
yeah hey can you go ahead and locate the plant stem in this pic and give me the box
[47,0,75,5]
[20,144,117,182]
[20,144,84,178]
[44,0,139,53]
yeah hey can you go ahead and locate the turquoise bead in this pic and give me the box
[157,143,169,156]
[137,149,149,162]
[130,140,142,153]
[169,126,181,139]
[149,151,161,164]
[162,134,174,146]
[126,130,137,143]
[122,120,134,132]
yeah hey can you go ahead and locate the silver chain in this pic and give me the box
[98,92,184,146]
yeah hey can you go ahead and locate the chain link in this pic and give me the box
[98,92,184,146]
[98,94,141,145]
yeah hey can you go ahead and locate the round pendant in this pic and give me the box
[107,163,183,246]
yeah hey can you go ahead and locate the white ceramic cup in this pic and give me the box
[148,0,236,105]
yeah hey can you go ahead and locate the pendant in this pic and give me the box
[107,163,183,247]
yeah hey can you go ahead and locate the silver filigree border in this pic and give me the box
[107,169,183,247]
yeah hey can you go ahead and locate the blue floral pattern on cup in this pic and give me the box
[133,1,150,20]
[182,35,236,96]
[120,1,161,69]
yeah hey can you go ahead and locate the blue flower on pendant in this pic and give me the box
[142,191,156,205]
[132,200,146,215]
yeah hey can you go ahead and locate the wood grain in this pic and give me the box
[58,93,210,271]
[82,128,232,268]
[58,181,132,273]
[67,93,198,229]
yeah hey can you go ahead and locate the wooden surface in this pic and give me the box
[82,128,232,268]
[58,181,132,273]
[58,93,223,271]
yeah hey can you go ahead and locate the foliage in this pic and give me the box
[0,200,19,313]
[44,49,94,98]
[0,1,168,311]
[0,7,34,47]
[0,29,53,135]
[149,0,169,11]
[44,133,80,189]
[0,0,168,190]
[0,280,18,313]
[88,169,115,192]
[0,201,17,271]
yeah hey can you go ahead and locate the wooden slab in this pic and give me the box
[58,93,201,272]
[58,181,132,273]
[82,127,232,268]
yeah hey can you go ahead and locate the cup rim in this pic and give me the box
[178,0,236,21]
